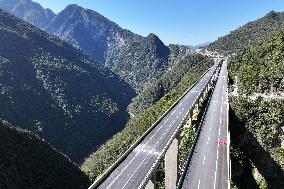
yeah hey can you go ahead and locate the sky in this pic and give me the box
[33,0,284,46]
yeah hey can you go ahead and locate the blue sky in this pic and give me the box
[33,0,284,46]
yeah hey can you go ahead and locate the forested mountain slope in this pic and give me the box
[0,8,135,163]
[128,52,209,115]
[229,28,284,188]
[0,119,90,189]
[0,1,171,91]
[45,4,170,91]
[207,11,284,54]
[81,54,213,181]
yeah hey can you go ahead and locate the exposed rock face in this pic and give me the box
[0,0,55,29]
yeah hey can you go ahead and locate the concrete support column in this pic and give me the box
[145,172,157,189]
[184,116,192,128]
[195,102,199,110]
[199,96,203,105]
[165,134,180,189]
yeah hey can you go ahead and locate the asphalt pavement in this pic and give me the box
[181,59,229,189]
[95,59,221,189]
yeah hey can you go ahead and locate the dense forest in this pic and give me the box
[207,11,284,54]
[128,53,210,115]
[81,54,213,181]
[0,8,135,163]
[105,33,171,91]
[0,119,90,189]
[228,27,284,188]
[229,28,284,95]
[0,1,176,92]
[1,1,284,188]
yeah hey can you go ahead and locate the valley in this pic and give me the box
[0,0,283,189]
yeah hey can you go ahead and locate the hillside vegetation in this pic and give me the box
[81,55,213,181]
[229,27,284,188]
[0,8,135,163]
[207,11,284,54]
[0,119,90,189]
[229,28,284,95]
[0,1,173,91]
[128,53,211,115]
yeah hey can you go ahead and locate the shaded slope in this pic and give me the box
[0,2,171,91]
[128,53,210,115]
[228,28,284,188]
[0,8,135,163]
[0,119,91,189]
[81,54,213,181]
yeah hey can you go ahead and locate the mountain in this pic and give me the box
[229,28,284,188]
[0,1,171,91]
[0,8,135,163]
[188,42,210,51]
[207,11,284,54]
[128,52,209,116]
[0,0,55,29]
[0,119,90,189]
[45,4,141,64]
[81,53,213,182]
[229,28,284,95]
[105,33,170,91]
[45,4,170,91]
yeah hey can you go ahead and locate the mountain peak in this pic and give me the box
[0,0,55,28]
[265,10,280,19]
[147,33,160,40]
[65,4,83,11]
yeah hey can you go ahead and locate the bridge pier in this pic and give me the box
[184,116,192,128]
[165,134,180,189]
[195,102,199,110]
[145,172,157,189]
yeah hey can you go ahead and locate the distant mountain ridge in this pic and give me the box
[0,0,171,91]
[188,42,210,51]
[0,0,55,29]
[207,11,284,54]
[0,7,135,163]
[45,4,170,91]
[45,4,141,64]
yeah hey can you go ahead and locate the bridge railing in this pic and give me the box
[89,61,221,189]
[176,68,219,189]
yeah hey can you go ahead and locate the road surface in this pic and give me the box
[181,59,229,189]
[94,59,221,189]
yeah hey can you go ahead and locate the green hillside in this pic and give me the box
[81,54,213,181]
[207,11,284,54]
[229,28,284,95]
[128,53,212,115]
[229,28,284,188]
[0,119,90,189]
[0,8,135,163]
